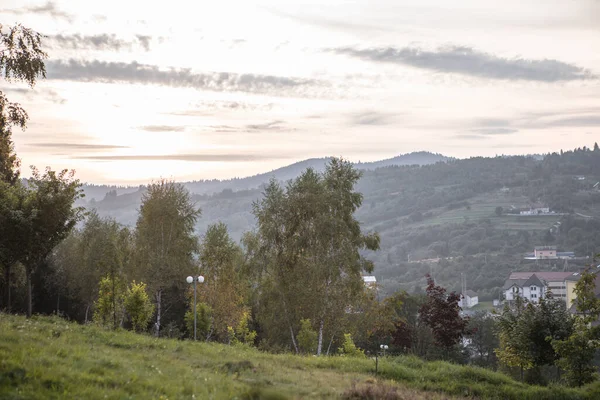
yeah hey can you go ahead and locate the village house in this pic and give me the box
[459,290,479,309]
[503,271,580,304]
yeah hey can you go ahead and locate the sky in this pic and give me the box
[2,0,599,184]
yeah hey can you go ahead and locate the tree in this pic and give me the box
[134,180,200,336]
[124,281,155,333]
[466,311,499,367]
[94,275,125,328]
[18,168,84,317]
[251,158,379,355]
[572,267,600,323]
[419,274,469,355]
[495,297,535,381]
[0,23,47,183]
[551,264,600,386]
[0,22,48,312]
[552,318,600,387]
[198,222,248,342]
[594,142,599,152]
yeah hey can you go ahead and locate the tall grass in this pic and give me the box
[1,314,598,399]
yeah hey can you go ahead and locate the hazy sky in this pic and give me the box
[3,0,599,184]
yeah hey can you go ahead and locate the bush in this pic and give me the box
[185,302,213,340]
[123,281,154,333]
[338,333,366,358]
[297,319,318,354]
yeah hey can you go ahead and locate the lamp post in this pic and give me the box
[376,344,388,374]
[186,275,205,341]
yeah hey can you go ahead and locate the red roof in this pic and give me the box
[509,271,576,281]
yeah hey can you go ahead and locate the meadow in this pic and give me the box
[2,314,599,399]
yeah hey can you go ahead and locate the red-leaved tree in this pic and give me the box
[420,274,469,352]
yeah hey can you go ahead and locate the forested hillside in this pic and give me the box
[79,146,600,299]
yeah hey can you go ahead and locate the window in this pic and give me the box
[530,286,537,291]
[531,293,537,298]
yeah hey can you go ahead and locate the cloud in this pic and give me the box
[46,59,316,95]
[350,111,393,126]
[534,115,600,128]
[329,46,596,82]
[47,34,152,51]
[453,134,490,140]
[246,120,286,131]
[138,125,186,132]
[28,143,130,150]
[468,128,518,135]
[4,1,72,20]
[72,153,292,162]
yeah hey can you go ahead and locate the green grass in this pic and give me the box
[1,314,599,399]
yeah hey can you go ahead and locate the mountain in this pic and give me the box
[77,148,600,299]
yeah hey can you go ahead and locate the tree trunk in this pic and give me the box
[326,333,335,355]
[112,273,117,330]
[4,264,11,313]
[520,365,524,382]
[85,304,90,323]
[289,324,299,354]
[56,294,60,315]
[317,319,324,356]
[155,289,162,337]
[26,267,32,318]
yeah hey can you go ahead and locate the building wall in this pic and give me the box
[566,280,578,307]
[535,249,557,259]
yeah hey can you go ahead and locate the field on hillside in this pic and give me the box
[2,314,600,399]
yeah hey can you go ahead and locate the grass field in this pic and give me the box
[1,314,599,399]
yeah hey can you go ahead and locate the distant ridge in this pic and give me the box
[179,151,450,196]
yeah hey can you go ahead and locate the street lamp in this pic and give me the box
[376,344,389,374]
[186,275,205,341]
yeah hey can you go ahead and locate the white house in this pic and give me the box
[503,271,579,303]
[459,290,479,309]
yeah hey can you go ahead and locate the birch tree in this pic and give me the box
[134,180,200,336]
[251,158,379,354]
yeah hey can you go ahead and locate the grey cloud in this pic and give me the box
[534,115,600,128]
[46,59,315,95]
[73,153,292,162]
[5,1,72,20]
[330,46,596,82]
[47,34,151,51]
[246,120,286,131]
[453,134,490,140]
[28,143,130,150]
[136,35,151,51]
[350,111,393,126]
[468,128,518,135]
[139,125,186,132]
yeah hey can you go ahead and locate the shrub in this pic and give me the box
[297,319,318,354]
[123,281,154,333]
[338,333,366,358]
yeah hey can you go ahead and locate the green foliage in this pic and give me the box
[552,319,600,387]
[251,158,380,354]
[573,268,600,323]
[93,275,125,328]
[134,179,200,335]
[199,222,248,342]
[297,319,318,354]
[123,281,154,332]
[185,301,213,340]
[338,333,366,358]
[231,310,257,345]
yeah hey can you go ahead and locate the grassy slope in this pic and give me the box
[1,315,598,400]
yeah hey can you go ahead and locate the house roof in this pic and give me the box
[508,271,577,282]
[503,279,529,290]
[465,290,478,298]
[362,276,377,283]
[523,274,544,287]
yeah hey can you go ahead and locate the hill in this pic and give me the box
[1,314,597,399]
[76,147,600,298]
